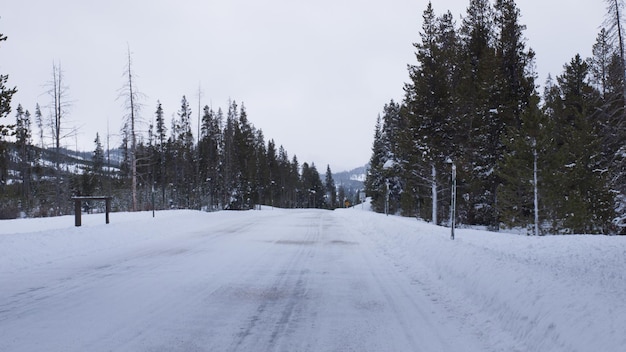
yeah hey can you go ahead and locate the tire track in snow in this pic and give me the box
[230,211,322,351]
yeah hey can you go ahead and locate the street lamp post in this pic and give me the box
[450,162,456,240]
[385,179,390,216]
[382,160,395,217]
[151,184,155,218]
[446,158,457,240]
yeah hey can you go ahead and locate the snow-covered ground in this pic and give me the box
[1,205,624,351]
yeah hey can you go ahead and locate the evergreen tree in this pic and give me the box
[15,105,33,205]
[325,165,337,209]
[590,28,614,96]
[493,0,536,122]
[301,162,324,208]
[235,104,256,209]
[170,95,195,208]
[403,2,460,222]
[253,128,269,208]
[199,105,222,210]
[222,101,239,208]
[78,133,105,199]
[457,0,502,227]
[542,55,614,233]
[364,102,404,215]
[491,0,539,231]
[153,101,168,208]
[266,139,280,207]
[290,155,300,208]
[498,93,550,234]
[277,145,296,208]
[365,115,387,213]
[337,185,346,208]
[31,104,45,207]
[92,133,105,194]
[379,101,404,215]
[34,104,44,148]
[182,96,195,207]
[93,133,105,175]
[589,27,626,228]
[0,32,17,139]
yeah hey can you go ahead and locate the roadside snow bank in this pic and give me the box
[0,210,255,274]
[336,208,626,352]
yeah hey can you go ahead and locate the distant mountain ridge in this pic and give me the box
[333,165,367,193]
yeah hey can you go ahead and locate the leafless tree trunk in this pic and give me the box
[120,46,141,211]
[606,0,626,100]
[48,62,71,215]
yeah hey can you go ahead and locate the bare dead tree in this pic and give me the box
[47,61,73,214]
[118,46,143,211]
[606,0,626,99]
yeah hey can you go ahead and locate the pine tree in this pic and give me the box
[222,101,239,208]
[153,101,167,208]
[34,104,44,149]
[403,2,460,222]
[457,0,503,227]
[290,155,300,208]
[365,115,387,213]
[542,55,614,233]
[14,105,32,206]
[32,104,45,205]
[337,185,346,208]
[498,93,550,234]
[266,139,279,207]
[172,95,195,208]
[590,29,614,96]
[491,0,539,231]
[235,104,257,209]
[589,26,626,229]
[325,165,337,209]
[0,32,17,139]
[494,0,536,122]
[301,162,324,208]
[119,130,130,181]
[277,145,296,208]
[92,133,105,193]
[199,105,222,210]
[253,128,269,208]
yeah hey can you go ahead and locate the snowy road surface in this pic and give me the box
[1,207,625,351]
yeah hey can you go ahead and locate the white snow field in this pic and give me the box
[1,206,625,351]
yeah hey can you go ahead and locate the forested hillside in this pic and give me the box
[0,97,356,218]
[365,0,626,234]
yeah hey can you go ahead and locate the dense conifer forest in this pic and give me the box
[0,95,351,217]
[365,0,626,234]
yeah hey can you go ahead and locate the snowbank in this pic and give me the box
[338,207,626,351]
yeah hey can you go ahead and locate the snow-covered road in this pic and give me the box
[1,207,625,351]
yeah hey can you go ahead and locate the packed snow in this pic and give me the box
[1,204,624,351]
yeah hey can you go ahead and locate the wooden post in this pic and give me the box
[71,196,112,227]
[74,199,82,227]
[105,197,110,224]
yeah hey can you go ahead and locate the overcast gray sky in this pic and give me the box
[1,0,606,172]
